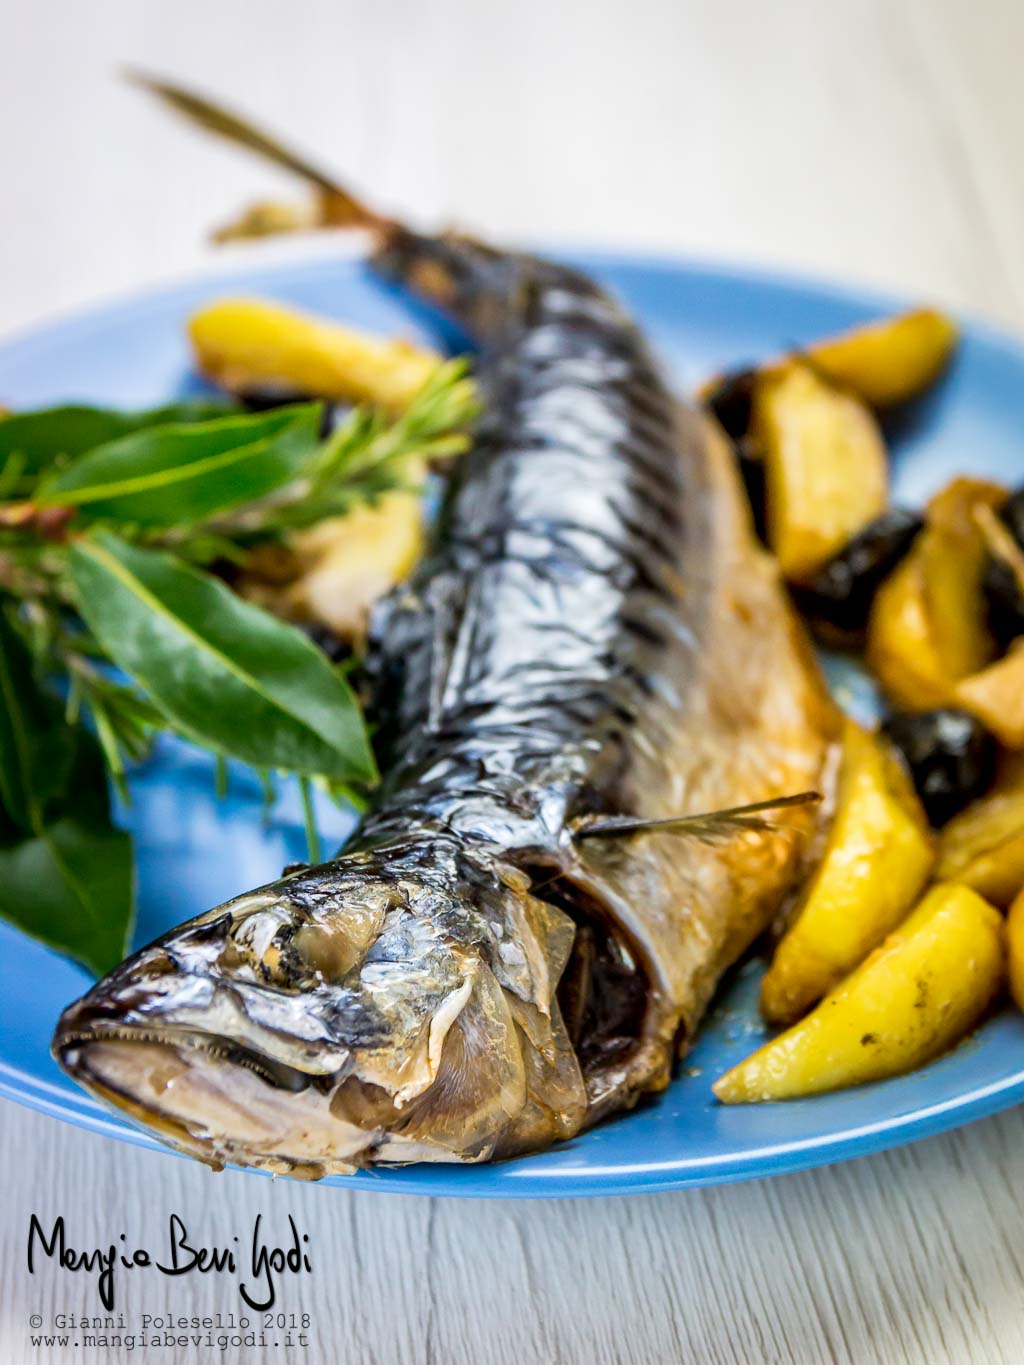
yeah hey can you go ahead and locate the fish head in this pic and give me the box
[52,847,586,1175]
[52,854,445,1174]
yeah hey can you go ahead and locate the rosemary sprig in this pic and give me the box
[228,358,478,535]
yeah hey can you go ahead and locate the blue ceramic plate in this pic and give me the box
[2,252,1024,1198]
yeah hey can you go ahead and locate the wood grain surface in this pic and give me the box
[2,1,1024,1361]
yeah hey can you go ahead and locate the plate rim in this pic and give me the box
[3,242,1023,373]
[3,246,1024,1199]
[4,1055,1024,1198]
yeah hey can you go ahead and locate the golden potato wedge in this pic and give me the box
[804,308,958,408]
[955,642,1024,749]
[189,297,441,413]
[865,552,951,709]
[698,309,957,412]
[1007,886,1024,1012]
[716,883,1003,1103]
[761,719,934,1026]
[936,753,1024,905]
[920,478,1003,679]
[866,478,1005,711]
[237,490,425,642]
[288,491,425,640]
[754,363,888,581]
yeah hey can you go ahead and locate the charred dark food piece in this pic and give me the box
[703,368,757,440]
[793,508,923,644]
[983,487,1024,648]
[240,385,344,437]
[702,368,767,540]
[882,708,997,827]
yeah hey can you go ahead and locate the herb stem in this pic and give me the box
[299,775,321,864]
[91,698,129,805]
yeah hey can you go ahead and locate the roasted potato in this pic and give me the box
[715,883,1003,1103]
[238,490,425,642]
[792,507,922,645]
[700,309,957,414]
[1007,885,1024,1012]
[189,297,441,413]
[867,478,1005,710]
[753,363,888,581]
[921,479,1003,678]
[291,492,425,641]
[955,642,1024,749]
[803,308,958,408]
[760,719,934,1026]
[935,753,1024,905]
[865,551,950,709]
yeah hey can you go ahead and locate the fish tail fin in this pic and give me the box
[124,69,398,238]
[125,71,512,333]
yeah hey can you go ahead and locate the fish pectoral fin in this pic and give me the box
[346,965,529,1163]
[573,790,822,844]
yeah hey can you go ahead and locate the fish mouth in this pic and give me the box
[53,1020,370,1177]
[57,1023,316,1094]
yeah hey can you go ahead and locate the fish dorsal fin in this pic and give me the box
[573,791,821,844]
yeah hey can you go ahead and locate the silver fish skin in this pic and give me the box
[53,233,835,1176]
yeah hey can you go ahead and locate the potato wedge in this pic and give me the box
[761,719,934,1026]
[866,478,1004,710]
[1007,886,1024,1012]
[920,478,1003,679]
[238,490,425,642]
[189,297,441,412]
[955,642,1024,749]
[865,552,950,710]
[754,363,888,581]
[287,492,425,640]
[699,309,957,413]
[716,884,1003,1103]
[804,308,958,408]
[936,753,1024,905]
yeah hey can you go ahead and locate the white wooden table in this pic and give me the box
[3,2,1024,1360]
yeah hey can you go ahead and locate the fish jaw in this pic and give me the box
[52,886,382,1175]
[52,844,587,1176]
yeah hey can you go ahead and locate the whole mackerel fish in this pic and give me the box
[53,98,835,1176]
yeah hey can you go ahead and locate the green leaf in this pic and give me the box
[39,404,322,526]
[0,615,134,974]
[0,611,78,830]
[0,399,237,475]
[0,806,134,976]
[69,531,378,784]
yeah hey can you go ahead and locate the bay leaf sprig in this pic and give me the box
[0,358,477,974]
[69,531,376,784]
[37,403,322,526]
[0,398,236,482]
[0,610,134,975]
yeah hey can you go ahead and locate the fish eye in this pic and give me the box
[290,882,395,984]
[219,903,311,989]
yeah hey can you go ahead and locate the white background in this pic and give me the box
[2,1,1024,1361]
